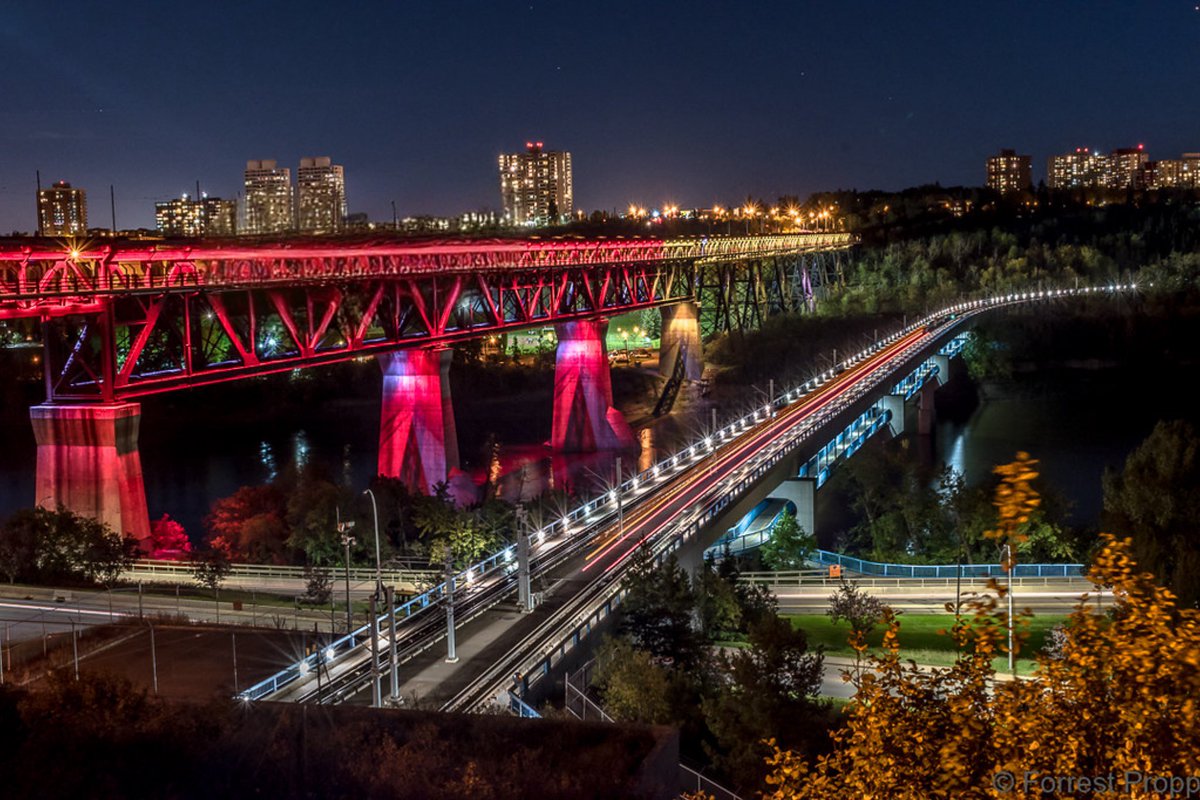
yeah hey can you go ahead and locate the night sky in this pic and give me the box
[1,1,1197,231]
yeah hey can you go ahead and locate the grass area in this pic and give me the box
[786,613,1068,676]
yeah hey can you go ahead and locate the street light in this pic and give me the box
[362,488,383,598]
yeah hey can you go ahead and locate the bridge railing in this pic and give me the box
[125,558,438,590]
[808,550,1086,579]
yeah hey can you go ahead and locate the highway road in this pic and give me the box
[772,579,1110,615]
[263,322,958,709]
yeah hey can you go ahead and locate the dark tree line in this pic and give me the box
[592,547,829,794]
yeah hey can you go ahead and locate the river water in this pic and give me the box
[1,350,1195,542]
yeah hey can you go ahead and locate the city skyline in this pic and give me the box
[2,1,1199,232]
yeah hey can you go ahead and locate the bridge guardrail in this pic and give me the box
[125,558,438,590]
[807,551,1086,579]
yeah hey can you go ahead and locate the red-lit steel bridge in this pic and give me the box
[0,233,852,401]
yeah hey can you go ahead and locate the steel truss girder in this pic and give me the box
[0,233,854,320]
[41,262,695,401]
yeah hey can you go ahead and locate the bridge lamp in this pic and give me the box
[324,647,335,662]
[68,248,81,259]
[298,660,311,676]
[608,490,617,503]
[704,438,711,449]
[560,517,570,532]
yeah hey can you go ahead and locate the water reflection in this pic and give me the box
[258,440,277,482]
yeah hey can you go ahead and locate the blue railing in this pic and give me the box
[508,690,542,718]
[811,549,1085,579]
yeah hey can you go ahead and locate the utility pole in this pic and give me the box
[385,585,399,701]
[615,456,624,537]
[516,507,532,613]
[444,556,458,663]
[338,509,356,634]
[368,594,382,707]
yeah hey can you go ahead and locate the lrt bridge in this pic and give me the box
[0,232,852,543]
[239,284,1132,713]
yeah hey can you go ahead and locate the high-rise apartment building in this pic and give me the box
[986,149,1032,194]
[297,156,346,234]
[1106,146,1148,189]
[37,180,88,235]
[1145,153,1200,189]
[242,159,294,235]
[1048,145,1148,190]
[1048,148,1108,189]
[499,141,573,226]
[155,194,238,237]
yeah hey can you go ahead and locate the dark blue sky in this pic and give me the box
[1,1,1197,231]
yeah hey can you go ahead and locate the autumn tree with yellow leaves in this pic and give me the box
[761,454,1200,799]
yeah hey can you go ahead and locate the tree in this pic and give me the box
[190,546,231,595]
[619,547,704,668]
[284,471,345,565]
[827,579,888,675]
[301,564,333,605]
[1103,419,1200,608]
[703,615,829,791]
[695,555,743,640]
[147,514,191,560]
[0,510,39,583]
[205,484,288,562]
[0,506,135,586]
[762,534,1200,799]
[591,636,673,725]
[760,509,816,571]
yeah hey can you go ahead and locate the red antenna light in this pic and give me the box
[536,141,543,148]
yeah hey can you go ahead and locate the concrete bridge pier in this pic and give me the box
[917,385,936,435]
[880,394,907,437]
[658,301,703,381]
[551,319,636,452]
[30,403,151,543]
[378,347,461,492]
[767,478,816,539]
[917,354,951,436]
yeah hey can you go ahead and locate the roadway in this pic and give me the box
[262,323,949,709]
[771,578,1109,615]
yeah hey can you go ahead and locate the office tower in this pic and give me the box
[499,141,573,226]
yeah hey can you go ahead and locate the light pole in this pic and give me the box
[363,488,383,599]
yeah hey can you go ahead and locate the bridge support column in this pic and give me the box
[658,301,703,381]
[917,384,936,436]
[551,319,635,452]
[767,478,816,542]
[932,354,951,386]
[880,394,906,437]
[30,403,151,544]
[378,347,460,492]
